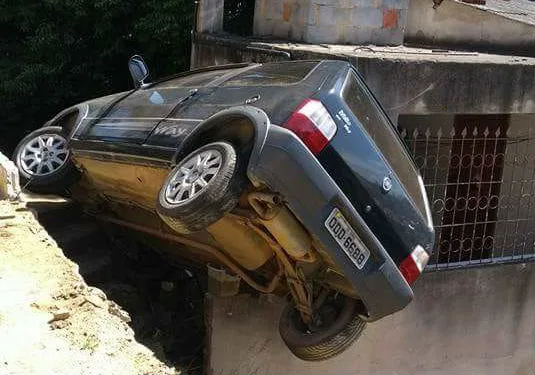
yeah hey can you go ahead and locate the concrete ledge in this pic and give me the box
[192,34,535,118]
[206,263,535,375]
[406,0,535,55]
[0,151,20,200]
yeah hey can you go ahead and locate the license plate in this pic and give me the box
[325,208,370,269]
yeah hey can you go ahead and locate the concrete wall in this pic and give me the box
[206,262,535,375]
[353,56,535,118]
[0,152,20,201]
[191,36,535,120]
[196,0,224,34]
[253,0,409,45]
[190,36,292,71]
[406,0,535,54]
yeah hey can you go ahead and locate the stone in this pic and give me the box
[87,287,107,301]
[83,295,107,309]
[108,302,131,323]
[160,281,174,292]
[0,152,20,201]
[48,309,70,323]
[31,298,58,311]
[50,320,69,330]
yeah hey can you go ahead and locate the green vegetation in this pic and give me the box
[223,0,255,36]
[81,333,100,352]
[0,0,194,153]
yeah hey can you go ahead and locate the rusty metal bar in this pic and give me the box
[247,222,313,323]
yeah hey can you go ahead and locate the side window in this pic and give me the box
[105,89,188,118]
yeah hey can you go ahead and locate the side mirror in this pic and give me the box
[128,55,149,88]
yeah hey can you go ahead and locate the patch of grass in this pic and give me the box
[81,334,99,353]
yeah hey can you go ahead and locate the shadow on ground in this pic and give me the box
[27,200,206,375]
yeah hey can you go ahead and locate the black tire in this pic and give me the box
[13,126,79,194]
[156,141,243,234]
[279,296,366,361]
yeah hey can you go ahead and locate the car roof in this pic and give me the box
[149,60,347,89]
[147,63,254,88]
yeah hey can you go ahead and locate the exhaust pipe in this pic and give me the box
[248,192,312,261]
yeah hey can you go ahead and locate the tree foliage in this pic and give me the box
[223,0,255,36]
[0,0,194,152]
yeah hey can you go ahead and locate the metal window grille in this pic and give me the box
[399,115,535,270]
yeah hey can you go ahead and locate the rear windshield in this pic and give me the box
[222,61,318,86]
[343,72,426,216]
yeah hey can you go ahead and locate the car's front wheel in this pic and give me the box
[13,126,79,194]
[156,141,244,234]
[279,294,367,361]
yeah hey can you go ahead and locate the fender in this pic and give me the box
[171,105,271,187]
[43,103,88,138]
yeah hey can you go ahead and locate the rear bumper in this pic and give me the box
[247,125,413,321]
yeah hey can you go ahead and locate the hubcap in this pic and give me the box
[19,134,69,176]
[165,149,222,204]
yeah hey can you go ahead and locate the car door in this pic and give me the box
[82,87,194,144]
[144,66,256,149]
[81,66,254,147]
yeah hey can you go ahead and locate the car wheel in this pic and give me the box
[279,295,366,361]
[156,141,244,234]
[13,126,79,194]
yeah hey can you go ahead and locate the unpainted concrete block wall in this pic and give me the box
[254,0,409,45]
[196,0,224,33]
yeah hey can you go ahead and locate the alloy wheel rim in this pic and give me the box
[19,134,69,176]
[165,149,222,205]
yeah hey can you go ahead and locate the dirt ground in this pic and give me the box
[0,199,179,375]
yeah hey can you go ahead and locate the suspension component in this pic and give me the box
[247,222,313,324]
[248,191,314,261]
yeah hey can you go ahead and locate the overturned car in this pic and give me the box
[14,57,435,361]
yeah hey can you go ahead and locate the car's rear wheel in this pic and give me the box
[156,141,244,234]
[279,294,366,361]
[13,126,79,194]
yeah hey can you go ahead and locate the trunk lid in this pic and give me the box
[318,70,434,265]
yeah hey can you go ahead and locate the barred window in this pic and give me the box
[398,114,535,269]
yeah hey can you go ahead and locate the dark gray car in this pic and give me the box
[13,58,435,361]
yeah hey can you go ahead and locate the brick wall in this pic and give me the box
[253,0,409,45]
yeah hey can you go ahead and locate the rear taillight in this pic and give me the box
[282,99,337,154]
[399,245,429,285]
